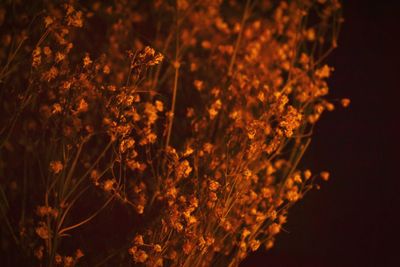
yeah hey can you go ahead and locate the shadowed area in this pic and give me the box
[242,1,399,266]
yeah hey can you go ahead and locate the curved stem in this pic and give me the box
[58,195,114,236]
[165,3,180,150]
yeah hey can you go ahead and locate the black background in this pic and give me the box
[242,1,399,266]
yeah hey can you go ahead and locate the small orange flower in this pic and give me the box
[83,54,92,67]
[320,171,330,181]
[268,223,281,235]
[75,249,84,260]
[35,224,50,240]
[209,180,220,191]
[341,98,351,107]
[44,16,53,28]
[249,239,261,251]
[49,161,63,174]
[133,235,144,246]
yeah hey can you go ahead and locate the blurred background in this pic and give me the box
[242,1,399,266]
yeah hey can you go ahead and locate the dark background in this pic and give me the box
[242,1,399,266]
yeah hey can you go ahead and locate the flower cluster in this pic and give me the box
[0,1,346,266]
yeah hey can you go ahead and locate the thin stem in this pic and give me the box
[63,138,114,202]
[58,195,114,236]
[0,184,19,245]
[228,0,251,76]
[61,136,89,199]
[278,138,311,195]
[165,3,180,150]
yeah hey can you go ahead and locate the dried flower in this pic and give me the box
[75,249,84,260]
[34,246,44,260]
[341,98,351,107]
[36,224,50,240]
[320,171,330,181]
[44,16,53,28]
[49,161,63,174]
[209,180,220,191]
[32,47,41,67]
[268,223,281,235]
[0,1,342,265]
[103,179,115,192]
[83,54,92,67]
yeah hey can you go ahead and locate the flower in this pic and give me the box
[341,98,351,107]
[103,179,115,192]
[34,246,44,260]
[75,249,84,260]
[320,171,330,181]
[32,47,41,67]
[194,80,204,91]
[83,54,92,67]
[154,244,162,253]
[268,223,281,235]
[209,180,220,191]
[44,16,53,28]
[64,256,74,267]
[49,161,63,174]
[119,138,135,153]
[155,100,164,112]
[77,98,88,113]
[54,52,65,64]
[176,160,192,178]
[315,64,332,78]
[133,235,144,245]
[249,239,261,251]
[36,224,50,240]
[132,249,148,263]
[36,206,53,217]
